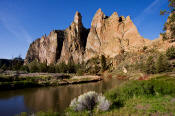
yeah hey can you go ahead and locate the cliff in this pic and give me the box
[85,9,150,60]
[25,12,89,65]
[25,9,153,65]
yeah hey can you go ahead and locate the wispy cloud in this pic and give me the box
[144,0,160,13]
[134,0,166,25]
[0,12,32,44]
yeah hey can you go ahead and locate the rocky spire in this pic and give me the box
[110,12,119,18]
[91,8,105,27]
[126,16,131,22]
[25,9,150,65]
[74,11,82,25]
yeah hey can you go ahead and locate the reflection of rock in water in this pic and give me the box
[23,79,123,113]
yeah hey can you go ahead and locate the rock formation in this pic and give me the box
[85,9,150,60]
[25,9,151,65]
[25,12,89,65]
[59,12,89,64]
[25,30,65,65]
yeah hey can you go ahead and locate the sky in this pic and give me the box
[0,0,169,59]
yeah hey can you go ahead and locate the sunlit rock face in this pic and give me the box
[85,8,150,60]
[25,30,64,65]
[25,9,150,65]
[59,12,89,64]
[25,12,89,65]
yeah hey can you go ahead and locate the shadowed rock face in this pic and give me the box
[25,9,150,65]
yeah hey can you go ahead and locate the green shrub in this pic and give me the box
[11,57,24,71]
[77,69,84,76]
[55,62,68,73]
[143,46,147,51]
[20,65,29,72]
[141,54,172,74]
[85,57,101,74]
[1,64,7,70]
[88,64,100,74]
[39,63,48,72]
[67,60,76,73]
[144,56,156,74]
[155,54,172,73]
[27,60,40,73]
[101,55,107,72]
[161,0,175,42]
[76,62,86,75]
[166,46,175,59]
[48,64,55,73]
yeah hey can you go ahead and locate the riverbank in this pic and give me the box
[65,74,175,116]
[12,73,175,116]
[0,71,102,90]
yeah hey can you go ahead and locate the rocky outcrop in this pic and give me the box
[59,12,89,64]
[85,8,150,60]
[25,12,89,65]
[25,9,151,65]
[25,30,65,65]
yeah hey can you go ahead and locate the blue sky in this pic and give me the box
[0,0,169,59]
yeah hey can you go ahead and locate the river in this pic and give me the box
[0,78,123,116]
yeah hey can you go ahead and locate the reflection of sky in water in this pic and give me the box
[0,78,123,116]
[0,96,27,116]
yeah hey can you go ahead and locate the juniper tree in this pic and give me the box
[101,55,107,72]
[161,0,175,42]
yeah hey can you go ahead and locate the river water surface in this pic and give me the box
[0,78,123,116]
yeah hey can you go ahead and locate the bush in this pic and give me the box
[39,63,48,72]
[48,64,55,73]
[77,69,84,76]
[101,55,107,72]
[11,57,24,71]
[69,91,111,112]
[86,57,101,74]
[88,64,100,74]
[55,62,68,73]
[144,56,156,74]
[142,54,172,74]
[20,65,29,72]
[143,46,147,51]
[97,95,111,111]
[1,64,7,70]
[155,54,172,73]
[67,60,76,73]
[70,91,98,111]
[27,60,40,73]
[166,46,175,59]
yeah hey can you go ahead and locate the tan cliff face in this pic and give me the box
[25,9,152,65]
[85,8,150,60]
[25,30,65,65]
[59,12,89,64]
[25,12,89,65]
